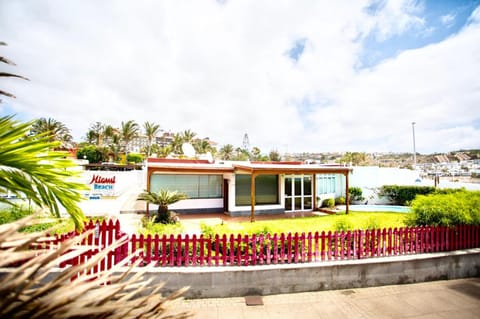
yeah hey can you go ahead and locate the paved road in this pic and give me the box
[169,278,480,319]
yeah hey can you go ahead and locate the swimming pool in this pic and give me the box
[338,205,411,213]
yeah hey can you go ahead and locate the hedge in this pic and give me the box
[407,190,480,227]
[378,185,437,205]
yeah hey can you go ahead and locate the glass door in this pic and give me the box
[284,175,313,212]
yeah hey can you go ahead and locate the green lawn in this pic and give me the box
[201,211,409,237]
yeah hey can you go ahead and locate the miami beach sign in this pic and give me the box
[88,174,117,198]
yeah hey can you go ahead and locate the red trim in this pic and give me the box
[250,161,303,165]
[147,158,210,164]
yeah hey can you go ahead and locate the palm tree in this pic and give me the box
[120,120,139,158]
[219,144,234,160]
[181,129,196,143]
[31,118,73,149]
[84,130,96,144]
[143,121,160,157]
[171,133,184,155]
[0,42,29,102]
[0,115,88,230]
[193,139,212,154]
[88,122,105,146]
[156,145,172,158]
[137,189,187,224]
[234,147,250,161]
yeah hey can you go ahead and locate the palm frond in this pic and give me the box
[0,216,191,319]
[0,116,87,230]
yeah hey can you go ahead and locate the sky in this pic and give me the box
[1,0,479,155]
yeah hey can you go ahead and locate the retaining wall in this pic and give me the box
[3,249,478,299]
[134,249,480,298]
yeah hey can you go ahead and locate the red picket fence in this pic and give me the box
[26,223,480,271]
[31,220,128,276]
[129,225,480,267]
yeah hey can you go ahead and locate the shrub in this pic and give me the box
[333,216,353,231]
[0,205,33,224]
[378,185,436,205]
[407,190,480,227]
[364,216,380,230]
[76,145,106,163]
[335,196,346,205]
[322,198,335,208]
[127,152,144,164]
[348,187,365,203]
[140,215,184,235]
[200,222,216,238]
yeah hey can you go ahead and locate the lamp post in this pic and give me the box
[412,122,417,169]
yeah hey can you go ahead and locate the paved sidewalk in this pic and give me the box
[171,278,480,319]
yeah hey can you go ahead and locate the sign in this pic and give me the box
[87,173,117,197]
[89,174,116,191]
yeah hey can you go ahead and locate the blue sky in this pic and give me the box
[359,0,480,68]
[1,0,479,154]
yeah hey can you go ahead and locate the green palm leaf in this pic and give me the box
[0,115,88,230]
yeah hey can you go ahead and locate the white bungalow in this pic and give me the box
[146,158,353,220]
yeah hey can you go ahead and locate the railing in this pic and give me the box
[129,225,480,267]
[31,220,127,276]
[26,223,480,270]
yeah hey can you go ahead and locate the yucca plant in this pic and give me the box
[0,215,190,319]
[137,189,187,224]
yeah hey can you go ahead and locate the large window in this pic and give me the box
[316,174,337,194]
[235,174,279,206]
[150,174,222,199]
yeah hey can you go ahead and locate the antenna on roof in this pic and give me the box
[182,143,196,158]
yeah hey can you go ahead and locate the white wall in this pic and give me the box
[350,167,421,204]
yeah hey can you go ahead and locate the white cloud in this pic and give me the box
[1,0,478,155]
[440,13,456,27]
[368,0,426,41]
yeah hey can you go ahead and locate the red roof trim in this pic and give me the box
[147,158,210,164]
[250,161,303,165]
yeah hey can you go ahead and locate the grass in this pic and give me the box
[0,205,106,234]
[139,215,184,236]
[200,211,409,237]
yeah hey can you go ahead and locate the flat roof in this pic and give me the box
[146,158,352,175]
[233,163,353,175]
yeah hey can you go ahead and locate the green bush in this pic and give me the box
[322,198,335,208]
[140,215,184,235]
[335,197,346,205]
[364,216,380,230]
[0,205,33,224]
[348,187,365,203]
[378,185,437,205]
[127,152,144,164]
[407,190,480,227]
[333,216,353,231]
[76,145,107,163]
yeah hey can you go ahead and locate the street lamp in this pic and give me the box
[412,122,416,169]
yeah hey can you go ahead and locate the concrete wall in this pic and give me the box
[2,249,478,299]
[130,249,480,298]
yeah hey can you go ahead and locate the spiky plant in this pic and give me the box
[0,215,191,319]
[137,189,187,224]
